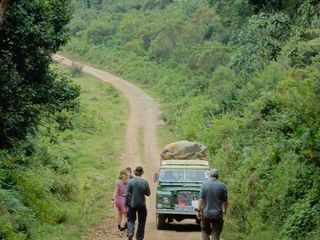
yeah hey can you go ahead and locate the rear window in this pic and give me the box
[159,169,209,182]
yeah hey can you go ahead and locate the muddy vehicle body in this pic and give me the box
[154,159,210,229]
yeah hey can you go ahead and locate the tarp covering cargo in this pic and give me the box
[160,141,207,160]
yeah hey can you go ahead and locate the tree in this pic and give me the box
[0,0,79,148]
[0,0,11,27]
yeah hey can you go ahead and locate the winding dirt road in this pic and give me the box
[54,55,200,240]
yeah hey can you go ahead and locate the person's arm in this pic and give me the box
[112,181,117,207]
[125,181,132,207]
[197,183,206,219]
[197,198,204,220]
[145,181,151,196]
[198,198,205,211]
[222,185,228,216]
[222,201,228,215]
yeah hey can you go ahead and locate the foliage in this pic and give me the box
[32,69,128,239]
[193,42,231,73]
[231,12,291,76]
[0,0,77,148]
[0,68,128,239]
[70,62,83,77]
[0,0,87,239]
[86,19,116,45]
[64,0,320,239]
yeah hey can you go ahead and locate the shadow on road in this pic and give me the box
[160,223,201,232]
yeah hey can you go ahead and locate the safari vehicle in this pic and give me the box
[154,157,210,229]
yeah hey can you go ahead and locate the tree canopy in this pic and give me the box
[0,0,79,148]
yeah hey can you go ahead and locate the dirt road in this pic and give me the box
[54,55,201,240]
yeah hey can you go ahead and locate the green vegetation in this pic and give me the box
[0,0,77,148]
[33,67,128,240]
[63,0,320,239]
[0,66,128,239]
[1,0,319,239]
[1,1,77,239]
[0,1,128,239]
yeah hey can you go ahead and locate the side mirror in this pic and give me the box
[153,173,159,182]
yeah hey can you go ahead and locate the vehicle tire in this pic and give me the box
[156,214,166,230]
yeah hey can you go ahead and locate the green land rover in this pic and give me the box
[154,159,210,229]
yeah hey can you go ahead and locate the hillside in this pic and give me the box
[1,0,319,239]
[64,0,320,239]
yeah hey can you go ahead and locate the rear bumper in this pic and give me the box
[156,208,197,216]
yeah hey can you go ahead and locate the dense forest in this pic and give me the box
[1,0,319,239]
[64,0,320,239]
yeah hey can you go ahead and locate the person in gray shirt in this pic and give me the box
[197,168,228,240]
[126,166,151,240]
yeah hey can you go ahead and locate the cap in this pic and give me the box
[134,166,144,175]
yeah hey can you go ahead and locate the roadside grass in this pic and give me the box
[34,65,129,239]
[59,51,177,146]
[58,50,164,109]
[156,124,178,151]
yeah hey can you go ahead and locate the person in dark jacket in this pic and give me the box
[126,166,150,240]
[197,168,228,240]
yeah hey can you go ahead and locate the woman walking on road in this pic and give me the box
[112,169,129,237]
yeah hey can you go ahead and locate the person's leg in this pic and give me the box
[120,212,127,228]
[136,206,147,240]
[115,200,121,231]
[201,218,211,240]
[118,212,127,237]
[127,207,136,238]
[117,210,121,232]
[211,218,224,240]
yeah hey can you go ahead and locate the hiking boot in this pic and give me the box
[128,235,133,240]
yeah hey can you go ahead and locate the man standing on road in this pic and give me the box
[197,168,228,240]
[126,166,151,240]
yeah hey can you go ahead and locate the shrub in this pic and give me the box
[87,21,116,45]
[193,42,231,73]
[70,62,83,77]
[149,32,175,61]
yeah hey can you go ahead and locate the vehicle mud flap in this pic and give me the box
[156,214,166,230]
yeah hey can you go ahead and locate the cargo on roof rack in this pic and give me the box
[160,140,207,160]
